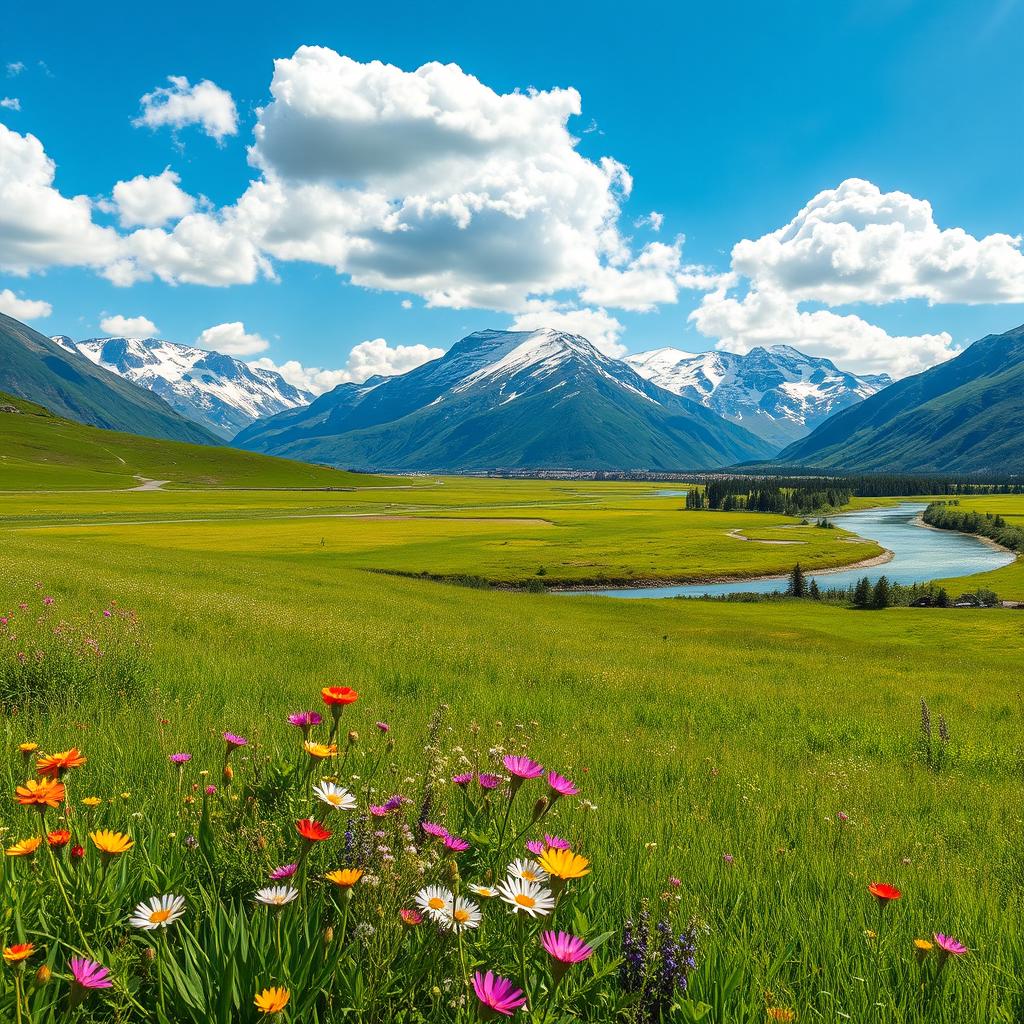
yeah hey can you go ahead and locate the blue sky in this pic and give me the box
[4,0,1024,392]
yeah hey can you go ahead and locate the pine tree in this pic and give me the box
[872,575,891,609]
[936,588,951,608]
[853,577,871,608]
[809,579,821,600]
[787,563,806,598]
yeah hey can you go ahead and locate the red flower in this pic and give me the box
[321,686,358,706]
[70,844,85,860]
[868,882,901,903]
[296,818,332,842]
[46,829,72,848]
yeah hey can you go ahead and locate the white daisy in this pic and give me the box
[507,857,549,884]
[496,877,555,918]
[313,780,357,812]
[438,895,481,933]
[414,884,453,921]
[254,885,299,907]
[128,893,186,930]
[468,883,499,898]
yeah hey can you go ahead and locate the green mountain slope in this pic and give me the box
[775,324,1024,472]
[0,391,396,489]
[0,312,218,445]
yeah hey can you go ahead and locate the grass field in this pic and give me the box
[0,437,1021,1021]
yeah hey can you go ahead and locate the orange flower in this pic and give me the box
[254,986,290,1014]
[296,818,332,842]
[321,686,358,706]
[18,742,38,756]
[47,829,72,848]
[37,748,87,779]
[15,778,66,808]
[89,829,134,856]
[5,837,41,858]
[325,867,363,888]
[868,882,901,904]
[2,943,34,964]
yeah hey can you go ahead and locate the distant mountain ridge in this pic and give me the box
[54,335,312,440]
[775,323,1024,472]
[0,312,219,445]
[235,328,776,471]
[625,345,891,447]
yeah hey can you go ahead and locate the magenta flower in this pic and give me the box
[70,957,112,990]
[473,970,527,1017]
[205,785,217,796]
[443,834,470,852]
[541,930,594,965]
[375,721,390,733]
[547,771,578,799]
[169,752,192,765]
[668,876,681,888]
[269,863,298,880]
[369,805,389,817]
[544,833,571,850]
[42,596,54,606]
[452,772,474,786]
[421,821,449,839]
[526,840,545,855]
[934,933,968,957]
[222,732,247,750]
[478,773,501,790]
[504,755,544,780]
[837,811,849,822]
[287,711,322,734]
[722,853,734,864]
[102,609,112,618]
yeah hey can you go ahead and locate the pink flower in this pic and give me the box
[368,805,389,817]
[222,732,247,750]
[443,834,470,852]
[375,721,390,733]
[205,785,217,796]
[722,853,734,864]
[169,753,192,765]
[473,970,527,1017]
[287,711,322,731]
[102,609,112,618]
[400,908,422,926]
[70,957,112,990]
[544,834,571,850]
[541,930,594,965]
[269,863,298,880]
[837,811,849,823]
[478,773,501,790]
[42,596,54,606]
[504,755,544,781]
[421,821,449,839]
[452,773,474,786]
[526,840,545,856]
[934,933,968,957]
[547,772,578,799]
[668,876,681,888]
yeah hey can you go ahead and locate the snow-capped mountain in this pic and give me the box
[625,345,892,447]
[236,329,775,471]
[52,336,313,440]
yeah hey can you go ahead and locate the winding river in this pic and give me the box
[567,502,1015,599]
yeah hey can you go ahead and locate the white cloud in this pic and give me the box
[100,314,159,339]
[109,168,195,228]
[401,299,413,309]
[135,75,238,142]
[0,97,20,111]
[197,321,269,356]
[509,306,625,357]
[6,63,24,77]
[634,210,663,232]
[0,288,51,320]
[252,337,444,395]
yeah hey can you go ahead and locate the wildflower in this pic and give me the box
[541,931,594,978]
[42,596,54,606]
[478,773,501,790]
[223,733,247,757]
[444,834,470,852]
[35,964,51,985]
[837,811,849,822]
[90,830,134,858]
[5,837,41,858]
[296,818,332,842]
[469,884,499,898]
[507,858,549,884]
[767,1010,796,1022]
[538,847,590,880]
[544,834,571,850]
[547,771,579,799]
[347,730,359,746]
[254,986,290,1014]
[914,938,933,962]
[37,748,86,778]
[504,755,544,783]
[169,753,192,765]
[421,821,449,839]
[18,742,38,757]
[254,886,299,907]
[933,933,968,958]
[868,882,901,905]
[70,844,85,861]
[440,895,481,933]
[325,868,364,889]
[472,970,527,1018]
[47,829,71,848]
[321,686,359,706]
[269,864,298,880]
[668,876,681,888]
[69,958,112,991]
[288,711,322,735]
[304,740,338,760]
[205,785,217,796]
[722,853,734,865]
[82,797,101,808]
[313,781,357,812]
[415,885,454,920]
[496,877,555,918]
[375,721,390,733]
[15,777,66,809]
[129,894,186,930]
[400,909,423,926]
[452,772,474,786]
[3,943,34,964]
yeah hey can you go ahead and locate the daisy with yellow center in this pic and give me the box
[539,847,591,880]
[325,868,364,889]
[14,778,66,809]
[2,943,34,963]
[496,877,556,918]
[440,896,481,933]
[313,781,357,811]
[304,740,338,760]
[129,894,186,930]
[507,857,549,884]
[89,829,134,858]
[468,884,499,898]
[414,885,453,921]
[5,837,41,858]
[254,987,290,1014]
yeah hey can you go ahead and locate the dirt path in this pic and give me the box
[130,477,170,491]
[726,528,804,546]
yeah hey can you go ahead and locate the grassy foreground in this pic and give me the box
[0,471,1021,1022]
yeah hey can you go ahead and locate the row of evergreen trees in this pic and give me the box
[688,480,852,515]
[923,501,1024,552]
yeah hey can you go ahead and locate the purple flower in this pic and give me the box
[722,853,734,865]
[934,933,968,957]
[526,840,545,855]
[547,771,578,799]
[504,755,544,780]
[269,863,298,880]
[102,609,112,619]
[382,794,405,812]
[375,721,390,734]
[472,971,527,1017]
[205,785,217,796]
[421,821,449,839]
[222,732,247,750]
[477,773,501,790]
[287,711,322,734]
[452,772,474,786]
[443,834,470,852]
[70,957,112,990]
[169,752,192,765]
[544,833,571,850]
[542,930,594,965]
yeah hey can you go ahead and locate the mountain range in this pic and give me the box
[625,346,891,447]
[0,312,218,446]
[776,322,1024,473]
[235,328,777,471]
[53,335,312,440]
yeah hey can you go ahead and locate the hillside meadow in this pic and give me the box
[0,462,1021,1021]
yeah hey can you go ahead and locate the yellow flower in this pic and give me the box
[914,939,933,951]
[5,837,41,858]
[304,740,338,760]
[254,986,290,1014]
[325,868,363,889]
[82,797,102,808]
[89,829,134,856]
[18,742,38,755]
[538,847,591,880]
[3,943,34,964]
[120,792,131,800]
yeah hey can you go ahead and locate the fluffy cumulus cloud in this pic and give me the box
[135,76,238,142]
[0,288,51,320]
[0,97,20,111]
[100,314,159,338]
[108,169,195,228]
[510,306,625,357]
[252,337,444,395]
[196,321,269,356]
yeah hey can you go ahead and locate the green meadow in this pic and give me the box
[0,416,1021,1021]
